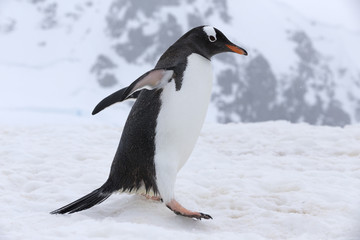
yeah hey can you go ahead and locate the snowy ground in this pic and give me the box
[1,118,360,240]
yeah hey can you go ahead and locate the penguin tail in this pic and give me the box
[50,186,112,215]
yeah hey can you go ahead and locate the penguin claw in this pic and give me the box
[195,212,212,220]
[199,213,213,220]
[172,209,212,220]
[190,212,213,220]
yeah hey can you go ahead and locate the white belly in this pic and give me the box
[154,53,213,202]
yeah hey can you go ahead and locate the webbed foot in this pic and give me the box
[166,199,212,220]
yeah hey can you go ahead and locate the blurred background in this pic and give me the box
[0,0,359,126]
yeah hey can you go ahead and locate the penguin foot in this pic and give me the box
[141,194,163,202]
[166,199,212,220]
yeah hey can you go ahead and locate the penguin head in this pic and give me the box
[179,26,248,59]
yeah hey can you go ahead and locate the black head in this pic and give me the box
[175,25,248,60]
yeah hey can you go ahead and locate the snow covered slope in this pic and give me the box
[0,0,360,126]
[1,121,360,239]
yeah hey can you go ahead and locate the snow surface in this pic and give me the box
[1,119,360,240]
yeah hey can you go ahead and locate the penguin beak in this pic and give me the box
[226,44,248,56]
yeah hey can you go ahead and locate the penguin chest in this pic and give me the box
[155,53,213,171]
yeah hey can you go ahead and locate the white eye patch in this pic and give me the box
[203,26,217,42]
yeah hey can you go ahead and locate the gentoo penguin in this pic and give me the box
[51,25,247,220]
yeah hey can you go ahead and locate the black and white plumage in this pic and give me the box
[51,25,247,219]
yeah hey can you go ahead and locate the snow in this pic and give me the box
[1,118,360,240]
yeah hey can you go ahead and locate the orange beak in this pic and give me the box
[226,44,248,55]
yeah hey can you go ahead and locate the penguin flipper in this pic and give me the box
[92,88,140,115]
[122,68,174,100]
[92,68,174,115]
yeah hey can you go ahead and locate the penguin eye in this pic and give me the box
[208,35,216,42]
